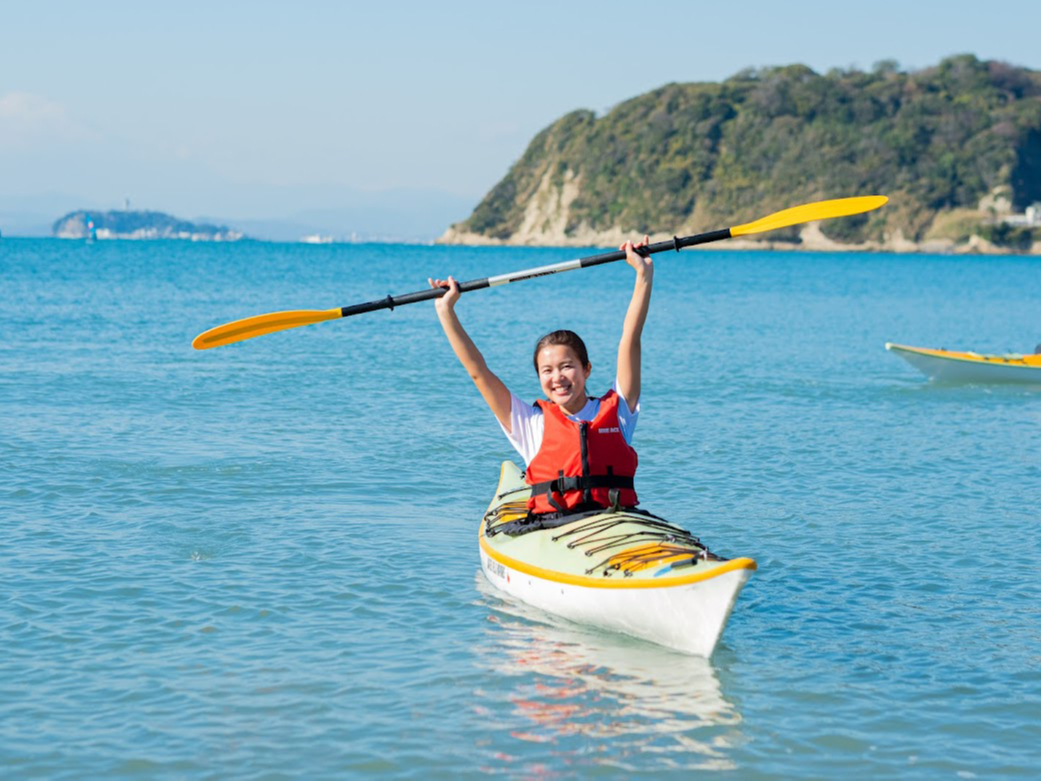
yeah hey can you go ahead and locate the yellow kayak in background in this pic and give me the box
[886,342,1041,384]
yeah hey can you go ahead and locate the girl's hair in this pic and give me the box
[532,330,589,372]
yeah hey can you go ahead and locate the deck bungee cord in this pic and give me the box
[483,501,723,578]
[552,514,724,577]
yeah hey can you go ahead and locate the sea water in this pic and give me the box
[2,238,1039,779]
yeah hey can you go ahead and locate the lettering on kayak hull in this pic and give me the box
[485,556,506,580]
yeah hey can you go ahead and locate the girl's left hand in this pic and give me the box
[620,235,653,277]
[428,275,461,315]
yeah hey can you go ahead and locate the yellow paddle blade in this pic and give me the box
[192,308,343,350]
[730,195,889,237]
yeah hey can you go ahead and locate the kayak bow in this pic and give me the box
[479,462,756,657]
[886,342,1041,384]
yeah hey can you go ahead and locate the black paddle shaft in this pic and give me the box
[577,229,733,267]
[338,228,732,319]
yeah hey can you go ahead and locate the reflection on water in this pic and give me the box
[471,573,744,774]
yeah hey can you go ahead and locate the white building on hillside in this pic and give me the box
[1003,203,1041,226]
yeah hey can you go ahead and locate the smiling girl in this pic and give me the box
[429,237,653,515]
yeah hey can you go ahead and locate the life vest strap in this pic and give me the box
[528,474,635,497]
[486,506,671,537]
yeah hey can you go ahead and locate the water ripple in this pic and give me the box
[2,241,1040,778]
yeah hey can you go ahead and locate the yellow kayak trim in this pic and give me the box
[479,520,757,590]
[886,342,1041,367]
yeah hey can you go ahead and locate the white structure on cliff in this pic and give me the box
[1003,203,1041,226]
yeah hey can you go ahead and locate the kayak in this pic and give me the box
[886,342,1041,384]
[479,461,756,657]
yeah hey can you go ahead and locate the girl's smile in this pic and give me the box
[536,344,592,415]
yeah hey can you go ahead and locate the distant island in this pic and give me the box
[440,54,1041,254]
[53,210,244,241]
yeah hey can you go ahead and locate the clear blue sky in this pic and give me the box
[3,0,1041,221]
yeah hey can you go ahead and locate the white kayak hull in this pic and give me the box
[480,549,752,657]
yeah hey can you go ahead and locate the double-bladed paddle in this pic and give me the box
[192,195,888,350]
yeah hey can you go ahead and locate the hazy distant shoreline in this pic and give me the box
[438,222,1041,256]
[5,232,1038,256]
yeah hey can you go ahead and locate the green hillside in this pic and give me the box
[449,55,1041,249]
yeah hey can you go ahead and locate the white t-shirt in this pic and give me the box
[498,381,640,466]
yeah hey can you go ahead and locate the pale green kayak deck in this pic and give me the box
[480,462,757,589]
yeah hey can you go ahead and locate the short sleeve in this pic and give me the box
[612,381,640,444]
[497,391,545,466]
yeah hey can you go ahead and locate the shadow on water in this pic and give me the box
[469,573,744,775]
[901,378,1041,392]
[881,375,1041,408]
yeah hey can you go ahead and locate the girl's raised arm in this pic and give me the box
[429,276,513,431]
[615,237,654,409]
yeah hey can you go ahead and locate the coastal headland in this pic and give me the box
[439,55,1041,254]
[53,210,243,241]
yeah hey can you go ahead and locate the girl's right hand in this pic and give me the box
[428,276,460,314]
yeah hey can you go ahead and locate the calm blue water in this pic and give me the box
[2,237,1040,779]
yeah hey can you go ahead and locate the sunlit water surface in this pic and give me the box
[2,238,1040,779]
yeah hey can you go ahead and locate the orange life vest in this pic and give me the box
[525,390,639,514]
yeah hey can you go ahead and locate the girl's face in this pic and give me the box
[536,344,591,414]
